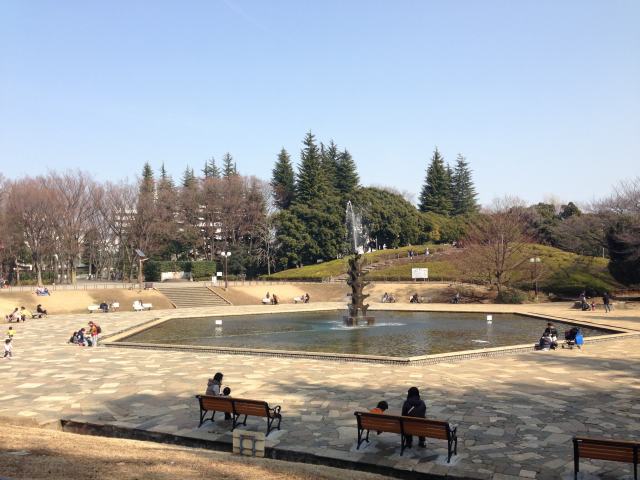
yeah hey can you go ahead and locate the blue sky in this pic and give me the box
[1,1,638,205]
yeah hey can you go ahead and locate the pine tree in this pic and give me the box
[203,156,221,179]
[140,162,155,195]
[271,148,295,209]
[181,166,196,188]
[321,140,340,192]
[222,153,237,178]
[295,132,328,203]
[419,147,453,215]
[335,149,360,201]
[451,154,478,215]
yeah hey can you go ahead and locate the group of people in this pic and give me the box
[262,292,280,305]
[5,305,47,323]
[293,293,311,304]
[538,322,584,351]
[69,321,101,347]
[578,292,613,312]
[370,387,427,448]
[381,292,396,303]
[35,286,51,296]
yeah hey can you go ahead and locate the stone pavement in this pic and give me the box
[1,303,639,480]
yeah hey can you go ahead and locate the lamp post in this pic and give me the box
[220,251,231,290]
[529,257,541,298]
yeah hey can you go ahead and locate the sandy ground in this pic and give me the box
[220,283,349,305]
[0,422,390,480]
[1,281,489,316]
[0,289,174,316]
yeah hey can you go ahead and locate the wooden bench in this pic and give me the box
[196,395,282,436]
[355,411,458,461]
[573,436,638,480]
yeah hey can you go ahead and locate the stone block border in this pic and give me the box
[102,308,637,365]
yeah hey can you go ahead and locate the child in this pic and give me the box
[6,326,15,340]
[370,401,389,435]
[222,387,232,419]
[3,338,12,359]
[370,401,389,414]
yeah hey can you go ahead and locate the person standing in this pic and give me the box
[88,321,99,347]
[6,326,15,340]
[602,292,611,313]
[3,338,12,359]
[402,387,427,448]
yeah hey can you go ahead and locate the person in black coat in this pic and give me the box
[402,386,427,448]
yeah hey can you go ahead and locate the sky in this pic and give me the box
[1,0,639,206]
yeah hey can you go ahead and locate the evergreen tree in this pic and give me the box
[320,140,340,192]
[270,148,295,209]
[222,153,237,178]
[419,148,453,215]
[295,132,328,203]
[181,166,196,188]
[140,162,155,195]
[203,156,221,179]
[335,149,360,201]
[451,154,478,215]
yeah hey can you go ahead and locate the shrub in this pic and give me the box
[144,261,217,281]
[191,261,217,280]
[495,287,525,304]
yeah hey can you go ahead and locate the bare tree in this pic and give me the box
[461,197,531,294]
[49,172,96,284]
[95,181,138,280]
[5,178,56,285]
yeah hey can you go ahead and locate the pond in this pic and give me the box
[118,311,613,357]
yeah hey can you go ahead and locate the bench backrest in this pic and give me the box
[357,412,403,434]
[575,437,638,464]
[197,394,234,413]
[233,399,269,417]
[402,417,450,440]
[355,412,452,439]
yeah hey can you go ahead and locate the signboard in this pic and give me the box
[412,268,428,280]
[216,272,223,277]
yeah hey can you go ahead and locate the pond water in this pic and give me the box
[118,311,613,357]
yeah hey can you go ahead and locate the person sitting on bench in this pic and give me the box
[99,301,109,313]
[543,322,558,343]
[538,332,557,350]
[410,293,420,304]
[402,387,427,448]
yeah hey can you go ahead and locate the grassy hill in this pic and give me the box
[265,244,622,295]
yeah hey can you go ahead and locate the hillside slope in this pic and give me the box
[266,244,622,295]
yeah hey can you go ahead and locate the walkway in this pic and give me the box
[2,303,639,480]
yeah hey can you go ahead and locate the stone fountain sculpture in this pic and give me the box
[344,201,374,326]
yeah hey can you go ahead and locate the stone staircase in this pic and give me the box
[155,285,230,308]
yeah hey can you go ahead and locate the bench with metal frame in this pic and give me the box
[354,411,458,461]
[196,395,282,436]
[573,436,638,480]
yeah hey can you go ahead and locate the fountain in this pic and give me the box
[344,201,374,326]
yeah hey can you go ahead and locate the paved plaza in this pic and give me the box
[1,303,639,479]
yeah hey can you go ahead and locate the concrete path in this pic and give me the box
[2,303,639,479]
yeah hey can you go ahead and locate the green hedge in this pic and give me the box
[144,261,216,281]
[191,261,217,280]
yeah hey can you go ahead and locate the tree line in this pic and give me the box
[2,132,634,288]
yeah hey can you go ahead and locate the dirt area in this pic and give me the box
[219,283,349,305]
[0,422,389,480]
[0,289,174,316]
[1,281,493,316]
